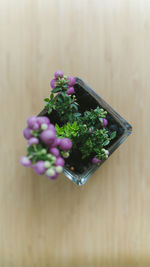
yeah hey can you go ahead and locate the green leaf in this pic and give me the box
[55,124,59,130]
[82,154,88,159]
[103,133,108,138]
[99,117,103,124]
[50,93,54,100]
[27,146,34,154]
[68,97,72,104]
[48,107,52,114]
[74,113,81,118]
[72,104,78,111]
[61,92,66,98]
[103,140,110,146]
[44,98,49,102]
[110,131,117,139]
[57,96,63,103]
[63,84,68,89]
[52,87,61,93]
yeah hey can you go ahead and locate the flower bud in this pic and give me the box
[55,166,63,173]
[47,154,52,159]
[92,158,101,164]
[105,150,109,155]
[20,156,31,167]
[51,156,56,163]
[46,168,55,177]
[63,152,69,158]
[41,149,47,155]
[44,161,51,168]
[41,123,48,130]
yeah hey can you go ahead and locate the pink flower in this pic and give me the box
[92,157,101,164]
[27,116,37,129]
[37,116,50,126]
[67,76,76,86]
[23,127,32,140]
[55,157,65,167]
[66,87,75,95]
[20,156,31,167]
[40,129,56,145]
[103,118,108,127]
[28,137,39,146]
[59,138,72,151]
[49,147,60,157]
[33,161,46,175]
[50,78,57,89]
[50,138,61,148]
[54,70,64,78]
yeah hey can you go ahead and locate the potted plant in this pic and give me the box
[20,71,132,185]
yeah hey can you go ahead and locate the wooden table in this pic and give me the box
[0,0,150,266]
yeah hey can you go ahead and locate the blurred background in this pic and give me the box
[0,0,150,266]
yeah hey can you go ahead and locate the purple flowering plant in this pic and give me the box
[20,71,116,180]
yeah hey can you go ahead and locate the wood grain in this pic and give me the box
[0,0,150,266]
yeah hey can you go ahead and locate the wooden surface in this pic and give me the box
[0,0,150,266]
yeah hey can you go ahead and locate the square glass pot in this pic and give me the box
[40,77,132,186]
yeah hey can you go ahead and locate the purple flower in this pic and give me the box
[50,138,61,148]
[55,157,65,167]
[50,78,57,89]
[23,127,32,140]
[54,70,64,78]
[47,170,58,180]
[27,116,37,129]
[103,118,108,127]
[40,129,56,145]
[49,173,58,180]
[36,116,50,126]
[67,76,76,86]
[32,122,40,131]
[33,161,46,175]
[59,138,72,151]
[20,156,31,167]
[89,128,93,133]
[47,124,56,134]
[66,87,75,95]
[28,137,39,146]
[49,147,60,157]
[92,157,101,164]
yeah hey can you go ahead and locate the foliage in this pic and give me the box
[55,117,116,160]
[78,107,107,128]
[44,76,80,123]
[27,144,54,165]
[79,128,116,160]
[54,93,80,123]
[55,121,79,140]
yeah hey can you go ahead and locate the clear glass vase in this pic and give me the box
[39,77,132,186]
